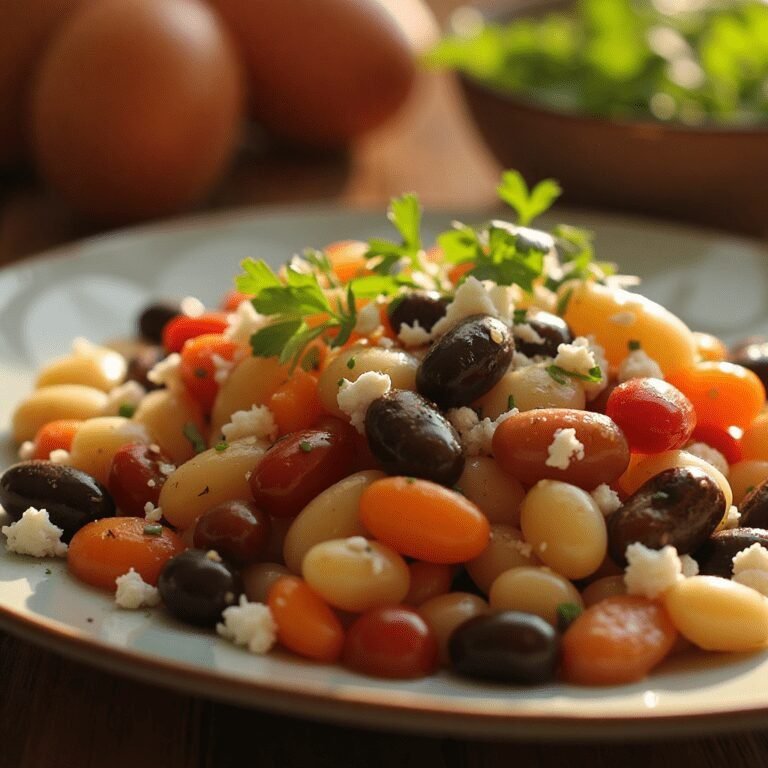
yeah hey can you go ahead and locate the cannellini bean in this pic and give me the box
[36,345,126,392]
[133,388,206,464]
[664,576,768,651]
[476,364,585,420]
[282,470,383,574]
[159,436,265,529]
[729,460,768,505]
[489,566,583,626]
[466,524,539,593]
[13,385,108,443]
[457,457,525,526]
[562,280,697,373]
[242,562,291,603]
[302,537,410,612]
[68,417,151,485]
[418,592,489,665]
[581,575,627,607]
[317,344,418,418]
[520,480,607,579]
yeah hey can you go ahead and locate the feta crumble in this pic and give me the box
[617,348,664,382]
[18,441,35,460]
[211,353,234,385]
[103,380,146,416]
[513,323,545,345]
[553,337,597,378]
[545,428,585,470]
[206,550,223,562]
[337,372,392,433]
[430,277,513,338]
[180,296,205,318]
[685,442,729,477]
[446,407,516,457]
[147,352,181,387]
[624,543,683,599]
[48,449,70,465]
[114,568,160,609]
[583,337,609,400]
[397,321,432,348]
[216,596,277,654]
[221,405,278,444]
[143,502,163,523]
[590,484,622,516]
[732,543,768,596]
[224,301,268,347]
[345,536,371,553]
[680,554,700,578]
[2,507,67,558]
[354,302,382,336]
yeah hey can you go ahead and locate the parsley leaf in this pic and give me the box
[183,422,207,454]
[253,270,330,316]
[497,170,562,226]
[250,319,305,358]
[546,364,603,385]
[235,259,281,295]
[366,194,424,275]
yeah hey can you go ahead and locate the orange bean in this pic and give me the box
[68,517,185,590]
[359,477,490,564]
[267,576,344,662]
[560,595,677,685]
[666,362,765,431]
[32,419,82,459]
[268,368,323,435]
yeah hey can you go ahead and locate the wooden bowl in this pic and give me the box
[455,2,768,235]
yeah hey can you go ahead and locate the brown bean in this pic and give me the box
[491,408,629,489]
[694,528,768,578]
[738,480,768,529]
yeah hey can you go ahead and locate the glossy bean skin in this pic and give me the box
[241,562,291,603]
[404,562,453,606]
[730,338,768,391]
[108,443,172,516]
[138,300,183,344]
[493,409,630,489]
[581,575,627,607]
[193,501,271,566]
[418,592,489,665]
[466,524,539,594]
[416,315,514,409]
[0,461,115,541]
[249,428,356,518]
[457,457,525,526]
[608,467,725,564]
[342,606,439,679]
[694,528,768,578]
[449,611,559,685]
[158,549,241,628]
[739,481,768,529]
[365,390,464,487]
[513,311,572,357]
[388,292,447,334]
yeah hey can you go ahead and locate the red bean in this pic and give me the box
[108,443,172,516]
[193,500,271,565]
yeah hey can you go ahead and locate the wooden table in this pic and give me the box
[2,2,768,765]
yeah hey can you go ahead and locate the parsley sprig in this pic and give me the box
[365,194,425,275]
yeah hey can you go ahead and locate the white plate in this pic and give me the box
[2,206,768,741]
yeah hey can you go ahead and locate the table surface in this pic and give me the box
[2,1,768,765]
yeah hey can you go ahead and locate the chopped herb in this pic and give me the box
[337,378,345,388]
[118,403,136,419]
[513,308,528,324]
[143,524,163,536]
[628,339,641,351]
[365,194,425,276]
[546,364,602,385]
[44,568,51,575]
[556,602,583,632]
[405,477,416,485]
[507,395,516,410]
[183,422,207,454]
[299,441,313,453]
[651,491,670,502]
[215,442,229,452]
[555,287,574,317]
[104,529,116,539]
[194,367,207,379]
[346,356,356,370]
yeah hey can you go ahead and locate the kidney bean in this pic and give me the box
[0,461,115,541]
[138,301,182,344]
[492,408,629,489]
[364,390,464,487]
[193,500,271,566]
[448,611,559,685]
[608,467,725,564]
[108,443,171,517]
[738,480,768,529]
[694,528,768,578]
[388,292,447,334]
[513,311,572,357]
[416,315,514,408]
[249,428,356,518]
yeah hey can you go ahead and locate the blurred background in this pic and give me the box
[1,0,767,265]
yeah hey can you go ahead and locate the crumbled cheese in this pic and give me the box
[288,254,313,274]
[732,543,768,596]
[180,295,205,318]
[114,568,160,609]
[733,570,768,596]
[354,302,382,336]
[624,543,683,598]
[2,507,67,558]
[18,441,35,460]
[211,353,234,385]
[583,336,609,400]
[221,404,277,444]
[509,538,533,559]
[224,301,268,347]
[48,449,70,465]
[608,311,637,326]
[430,277,512,338]
[143,502,162,523]
[590,484,622,516]
[147,352,181,387]
[377,337,395,349]
[149,444,161,454]
[397,321,432,348]
[545,428,585,470]
[617,349,664,382]
[512,351,535,369]
[446,407,516,457]
[513,323,546,345]
[206,550,223,563]
[337,372,392,433]
[680,554,700,578]
[344,536,370,553]
[103,380,146,416]
[553,337,597,378]
[685,442,729,477]
[216,596,277,654]
[147,479,156,488]
[722,505,741,530]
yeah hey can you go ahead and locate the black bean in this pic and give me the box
[365,390,464,486]
[0,461,115,542]
[730,337,768,392]
[607,467,725,564]
[138,301,182,344]
[449,611,559,685]
[158,549,241,627]
[694,528,768,578]
[388,293,448,335]
[125,345,166,391]
[738,480,768,529]
[416,315,514,409]
[514,311,572,358]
